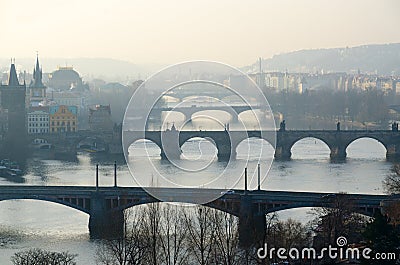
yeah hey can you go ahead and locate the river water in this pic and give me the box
[0,135,392,264]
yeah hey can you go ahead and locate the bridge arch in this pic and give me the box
[0,197,90,215]
[127,138,163,157]
[181,95,221,103]
[264,203,376,217]
[237,108,264,120]
[345,136,387,159]
[161,95,181,102]
[290,137,331,160]
[116,200,241,218]
[161,111,185,123]
[235,137,275,160]
[289,136,332,152]
[191,110,233,125]
[180,136,218,160]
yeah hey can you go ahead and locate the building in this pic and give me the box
[28,56,46,106]
[49,105,77,133]
[88,105,113,132]
[27,107,49,134]
[50,91,84,107]
[49,91,85,114]
[265,72,287,90]
[47,66,83,91]
[0,108,8,140]
[0,62,26,137]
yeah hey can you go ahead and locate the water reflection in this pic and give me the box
[0,137,394,264]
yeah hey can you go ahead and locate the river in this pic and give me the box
[0,136,392,264]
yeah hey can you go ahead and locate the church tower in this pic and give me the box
[28,55,46,106]
[0,60,27,159]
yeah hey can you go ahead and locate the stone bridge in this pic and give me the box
[123,129,400,161]
[28,131,117,153]
[149,105,263,122]
[0,185,392,246]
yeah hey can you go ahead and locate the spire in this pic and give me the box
[36,52,40,70]
[31,53,44,87]
[8,61,20,87]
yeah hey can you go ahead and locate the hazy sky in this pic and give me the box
[2,0,399,66]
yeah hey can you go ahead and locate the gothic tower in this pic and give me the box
[0,60,27,159]
[28,55,46,106]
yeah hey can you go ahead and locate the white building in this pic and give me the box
[27,110,49,134]
[49,91,85,114]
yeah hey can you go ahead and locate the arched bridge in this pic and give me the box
[0,185,394,245]
[149,105,263,122]
[123,129,400,161]
[28,131,116,153]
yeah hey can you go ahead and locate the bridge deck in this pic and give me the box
[0,185,389,203]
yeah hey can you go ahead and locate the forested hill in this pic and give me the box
[246,43,400,75]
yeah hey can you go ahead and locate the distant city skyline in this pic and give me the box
[2,0,399,66]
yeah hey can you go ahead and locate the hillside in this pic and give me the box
[247,43,400,75]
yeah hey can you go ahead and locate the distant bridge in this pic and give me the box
[123,129,400,161]
[0,185,392,245]
[149,104,264,122]
[28,130,119,154]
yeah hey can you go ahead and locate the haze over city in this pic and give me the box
[1,1,400,264]
[2,0,400,66]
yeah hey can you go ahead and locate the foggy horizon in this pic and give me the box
[2,41,399,67]
[2,0,399,66]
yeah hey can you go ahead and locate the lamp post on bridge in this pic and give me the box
[257,163,261,191]
[96,164,99,191]
[114,161,117,188]
[244,168,248,194]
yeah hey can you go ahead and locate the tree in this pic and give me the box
[310,193,367,251]
[212,210,241,265]
[272,218,311,250]
[382,164,400,225]
[383,164,400,194]
[261,218,310,264]
[139,203,162,265]
[96,209,148,265]
[159,205,189,265]
[11,248,77,265]
[362,212,400,265]
[184,206,217,265]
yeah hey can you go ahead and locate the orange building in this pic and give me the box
[49,105,78,133]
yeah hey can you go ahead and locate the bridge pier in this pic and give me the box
[238,196,266,248]
[217,144,235,161]
[330,145,347,161]
[274,145,291,160]
[89,192,124,239]
[386,144,400,161]
[160,128,182,160]
[230,113,239,123]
